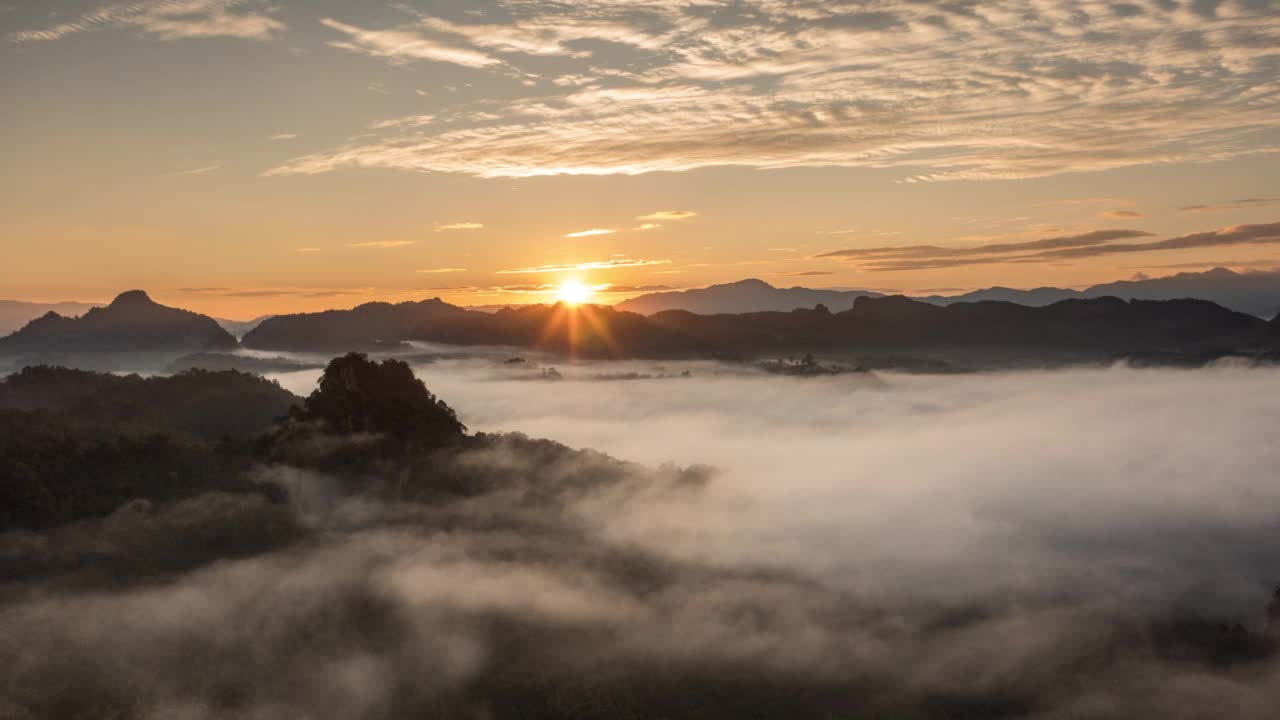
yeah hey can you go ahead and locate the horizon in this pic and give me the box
[4,1,1280,317]
[7,264,1280,323]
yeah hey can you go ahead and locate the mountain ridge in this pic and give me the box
[0,290,237,356]
[619,267,1280,318]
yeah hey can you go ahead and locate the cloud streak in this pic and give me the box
[497,258,670,274]
[11,0,284,42]
[819,222,1280,271]
[268,2,1280,181]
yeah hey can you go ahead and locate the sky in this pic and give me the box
[2,0,1279,318]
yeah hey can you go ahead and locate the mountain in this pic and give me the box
[913,286,1083,307]
[615,279,882,315]
[0,290,237,356]
[0,300,101,336]
[618,269,1280,318]
[214,314,275,338]
[243,292,1274,364]
[922,268,1280,317]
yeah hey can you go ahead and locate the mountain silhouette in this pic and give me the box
[0,290,236,355]
[618,268,1280,318]
[0,300,101,336]
[243,293,1274,362]
[616,278,881,315]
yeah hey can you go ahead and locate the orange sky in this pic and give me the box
[3,1,1279,319]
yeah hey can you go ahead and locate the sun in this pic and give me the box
[555,279,593,306]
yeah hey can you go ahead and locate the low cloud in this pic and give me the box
[348,241,414,249]
[497,258,670,275]
[159,162,223,179]
[1100,210,1145,219]
[416,268,468,274]
[433,223,484,232]
[636,211,696,222]
[1181,199,1280,214]
[563,229,615,238]
[818,222,1280,271]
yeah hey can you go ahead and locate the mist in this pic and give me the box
[5,361,1280,718]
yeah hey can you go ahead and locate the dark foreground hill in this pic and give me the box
[0,290,236,356]
[243,293,1275,363]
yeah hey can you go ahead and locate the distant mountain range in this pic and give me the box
[241,293,1277,365]
[617,268,1280,318]
[615,279,882,315]
[5,281,1280,371]
[0,300,101,336]
[0,298,271,338]
[0,290,236,356]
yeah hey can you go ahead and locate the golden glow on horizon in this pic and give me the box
[554,279,593,306]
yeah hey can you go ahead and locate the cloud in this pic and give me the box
[497,258,670,274]
[319,18,498,68]
[433,222,484,231]
[635,224,661,231]
[159,162,223,179]
[772,270,835,277]
[268,2,1280,181]
[818,229,1152,263]
[1100,210,1146,219]
[636,211,696,222]
[416,268,468,274]
[1181,198,1280,214]
[563,229,615,238]
[271,133,297,141]
[820,222,1280,271]
[11,360,1280,718]
[295,247,321,253]
[347,241,414,249]
[11,0,284,42]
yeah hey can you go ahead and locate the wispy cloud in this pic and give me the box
[497,258,670,275]
[820,222,1280,271]
[563,228,615,238]
[319,18,498,68]
[636,210,696,222]
[159,162,223,179]
[1099,210,1145,219]
[11,0,284,43]
[271,133,297,141]
[433,222,484,232]
[1180,198,1280,214]
[416,267,468,274]
[635,224,661,231]
[347,240,414,249]
[268,2,1280,181]
[772,270,835,277]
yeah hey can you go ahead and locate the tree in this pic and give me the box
[301,352,465,445]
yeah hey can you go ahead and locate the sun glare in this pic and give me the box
[555,279,593,306]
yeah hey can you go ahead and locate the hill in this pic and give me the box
[619,269,1280,318]
[616,278,881,315]
[0,290,237,356]
[244,292,1274,364]
[0,300,101,335]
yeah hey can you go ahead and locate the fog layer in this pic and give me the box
[5,362,1280,718]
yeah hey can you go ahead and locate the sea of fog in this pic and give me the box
[8,352,1280,717]
[261,354,1280,617]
